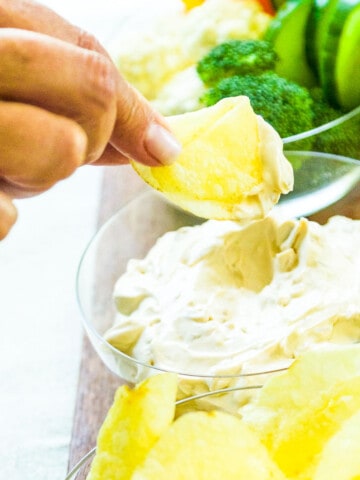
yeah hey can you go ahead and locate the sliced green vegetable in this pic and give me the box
[318,0,360,108]
[305,0,329,74]
[335,3,360,110]
[265,0,317,87]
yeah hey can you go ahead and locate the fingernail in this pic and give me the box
[144,123,182,165]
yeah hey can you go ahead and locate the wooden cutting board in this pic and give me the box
[67,165,360,475]
[67,166,145,475]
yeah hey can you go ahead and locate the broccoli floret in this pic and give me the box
[196,40,278,87]
[200,72,315,142]
[310,88,360,159]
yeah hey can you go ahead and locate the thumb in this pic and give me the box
[110,76,182,167]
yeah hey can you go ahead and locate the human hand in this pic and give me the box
[0,0,181,239]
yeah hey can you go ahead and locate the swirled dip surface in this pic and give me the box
[105,215,360,393]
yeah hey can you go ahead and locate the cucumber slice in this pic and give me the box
[335,4,360,109]
[265,0,317,87]
[318,0,359,107]
[305,0,329,75]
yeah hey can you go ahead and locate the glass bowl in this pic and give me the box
[276,151,360,218]
[76,190,287,401]
[278,104,360,217]
[76,155,359,400]
[65,448,95,480]
[64,385,262,480]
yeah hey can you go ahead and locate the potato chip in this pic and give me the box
[86,373,177,480]
[133,96,270,220]
[244,345,360,415]
[242,346,360,478]
[312,409,360,480]
[131,410,286,480]
[269,376,360,477]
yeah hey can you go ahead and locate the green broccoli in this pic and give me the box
[196,40,278,87]
[309,88,360,160]
[200,72,315,143]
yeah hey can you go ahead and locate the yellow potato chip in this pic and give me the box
[131,410,286,480]
[133,96,267,220]
[312,409,360,480]
[244,345,360,416]
[269,376,360,477]
[242,346,360,478]
[86,373,177,480]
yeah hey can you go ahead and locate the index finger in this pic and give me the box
[1,0,182,166]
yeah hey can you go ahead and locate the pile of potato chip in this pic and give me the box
[86,345,360,480]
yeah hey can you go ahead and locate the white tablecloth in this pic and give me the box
[0,1,181,478]
[0,166,102,479]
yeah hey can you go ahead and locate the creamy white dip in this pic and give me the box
[105,215,360,398]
